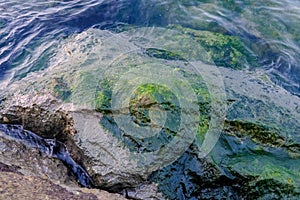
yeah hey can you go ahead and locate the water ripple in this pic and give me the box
[0,0,299,95]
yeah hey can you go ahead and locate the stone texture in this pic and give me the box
[0,171,125,200]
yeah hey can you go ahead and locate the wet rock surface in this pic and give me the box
[0,128,77,187]
[0,27,299,199]
[0,123,93,188]
[0,127,126,200]
[0,94,164,199]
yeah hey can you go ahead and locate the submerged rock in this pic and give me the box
[168,24,256,70]
[0,26,299,199]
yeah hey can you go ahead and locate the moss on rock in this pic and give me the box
[224,120,285,147]
[169,24,256,69]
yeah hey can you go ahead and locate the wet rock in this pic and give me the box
[148,67,300,199]
[169,24,256,69]
[0,124,126,199]
[0,162,21,174]
[72,111,147,189]
[0,127,78,187]
[149,147,250,199]
[0,90,162,197]
[0,93,92,184]
[121,182,165,200]
[0,93,75,138]
[0,27,299,199]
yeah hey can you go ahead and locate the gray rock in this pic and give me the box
[1,27,300,199]
[0,171,126,200]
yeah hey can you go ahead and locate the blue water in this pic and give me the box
[1,0,300,97]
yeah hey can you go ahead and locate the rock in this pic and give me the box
[168,24,256,69]
[0,129,77,187]
[3,116,9,123]
[149,67,300,199]
[0,26,299,199]
[0,126,126,200]
[0,93,76,138]
[0,171,125,200]
[0,130,77,198]
[121,182,165,200]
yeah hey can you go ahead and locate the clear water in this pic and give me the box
[1,0,300,199]
[0,0,299,95]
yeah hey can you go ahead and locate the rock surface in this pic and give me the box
[0,133,126,200]
[0,26,299,199]
[0,171,125,200]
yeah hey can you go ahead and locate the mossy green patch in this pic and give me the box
[70,71,99,107]
[246,178,297,199]
[129,83,179,127]
[216,119,300,195]
[95,78,183,153]
[227,153,300,195]
[94,60,211,153]
[169,24,256,69]
[95,79,112,114]
[224,120,285,147]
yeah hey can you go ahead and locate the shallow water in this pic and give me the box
[1,0,299,95]
[1,0,300,199]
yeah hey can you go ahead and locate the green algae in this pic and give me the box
[224,120,285,147]
[129,83,178,126]
[94,79,112,114]
[168,24,255,69]
[6,27,298,199]
[116,24,248,68]
[70,71,100,108]
[210,118,300,196]
[94,67,211,153]
[245,178,298,199]
[229,153,300,195]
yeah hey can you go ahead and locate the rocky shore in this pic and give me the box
[1,26,300,199]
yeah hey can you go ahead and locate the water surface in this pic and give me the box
[1,0,299,95]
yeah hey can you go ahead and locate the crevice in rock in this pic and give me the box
[0,103,155,199]
[0,123,93,188]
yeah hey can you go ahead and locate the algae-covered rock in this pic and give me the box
[148,66,300,199]
[0,26,299,199]
[209,68,300,198]
[169,24,256,69]
[138,0,300,96]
